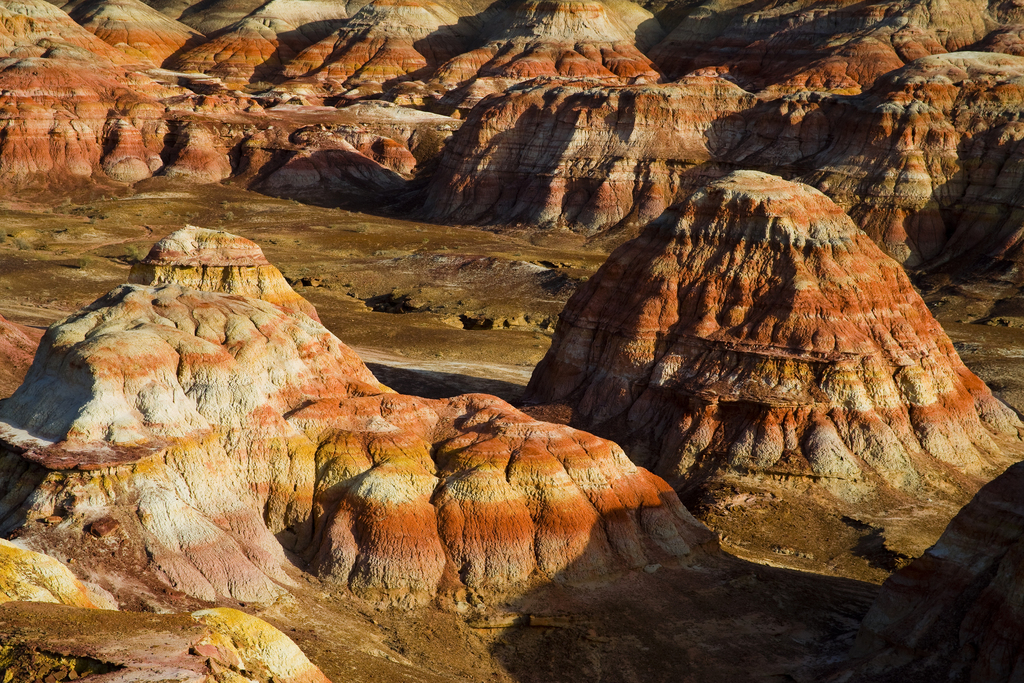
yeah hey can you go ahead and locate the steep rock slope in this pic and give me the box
[646,0,994,94]
[430,0,663,111]
[281,0,475,92]
[425,77,754,234]
[170,0,351,83]
[0,229,714,606]
[0,0,170,189]
[0,315,40,398]
[58,0,203,65]
[851,459,1024,682]
[524,172,1021,559]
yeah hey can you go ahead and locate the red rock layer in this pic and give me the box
[170,0,349,83]
[647,0,991,94]
[524,172,1020,498]
[0,314,40,398]
[851,460,1024,681]
[429,0,662,110]
[425,77,754,234]
[281,0,473,91]
[128,226,323,321]
[65,0,203,66]
[0,231,713,605]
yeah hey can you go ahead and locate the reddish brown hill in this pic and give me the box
[524,171,1022,568]
[850,459,1024,681]
[0,229,714,606]
[62,0,203,66]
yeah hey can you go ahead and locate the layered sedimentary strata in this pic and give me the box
[0,602,331,683]
[170,0,350,83]
[0,229,713,605]
[129,226,322,321]
[525,172,1020,501]
[430,0,663,110]
[647,0,992,94]
[281,0,474,91]
[425,77,754,234]
[851,460,1024,681]
[61,0,204,66]
[0,314,40,398]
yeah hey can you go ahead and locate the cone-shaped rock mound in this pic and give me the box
[0,229,713,606]
[851,460,1024,681]
[128,226,321,322]
[526,171,1021,508]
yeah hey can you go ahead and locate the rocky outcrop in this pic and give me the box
[0,229,713,606]
[647,0,991,94]
[430,0,663,111]
[425,77,753,234]
[851,459,1024,681]
[0,602,332,683]
[129,226,322,321]
[170,0,350,83]
[62,0,203,66]
[0,540,99,607]
[0,315,40,398]
[281,0,474,92]
[525,172,1021,508]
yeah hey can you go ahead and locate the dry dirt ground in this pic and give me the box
[1,184,1022,681]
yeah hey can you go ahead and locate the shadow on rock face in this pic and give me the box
[365,362,526,402]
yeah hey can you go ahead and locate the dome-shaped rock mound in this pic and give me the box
[849,460,1024,681]
[128,225,321,322]
[525,171,1023,569]
[0,232,713,607]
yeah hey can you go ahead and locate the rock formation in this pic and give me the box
[281,0,474,93]
[60,0,203,66]
[430,0,663,111]
[0,228,714,606]
[524,172,1021,541]
[0,539,99,607]
[647,0,992,94]
[170,0,350,83]
[0,315,40,398]
[851,459,1024,681]
[425,77,754,234]
[129,226,322,321]
[0,602,332,682]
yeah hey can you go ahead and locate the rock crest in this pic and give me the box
[526,172,1021,502]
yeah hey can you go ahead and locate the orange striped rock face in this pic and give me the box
[525,172,1021,499]
[128,226,322,322]
[852,460,1024,681]
[66,0,202,66]
[0,231,713,605]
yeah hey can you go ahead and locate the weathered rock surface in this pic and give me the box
[281,0,474,92]
[0,229,713,606]
[525,172,1021,542]
[129,225,322,321]
[0,539,98,607]
[850,459,1024,682]
[0,602,332,683]
[59,0,203,66]
[0,315,40,398]
[646,0,993,94]
[431,0,663,111]
[425,77,753,235]
[170,0,350,83]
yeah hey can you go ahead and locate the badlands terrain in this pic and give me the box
[4,0,1024,679]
